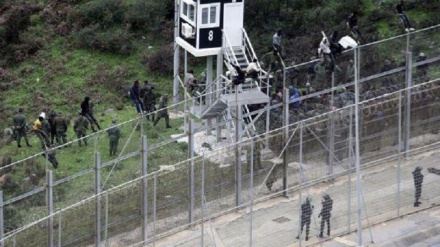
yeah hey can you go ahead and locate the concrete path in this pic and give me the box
[150,148,440,247]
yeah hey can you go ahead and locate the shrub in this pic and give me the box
[143,44,174,76]
[76,25,134,55]
[76,0,125,29]
[125,0,167,32]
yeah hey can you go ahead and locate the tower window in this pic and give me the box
[200,3,220,28]
[181,0,196,26]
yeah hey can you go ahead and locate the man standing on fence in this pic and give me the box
[318,194,333,238]
[413,166,423,207]
[296,197,314,241]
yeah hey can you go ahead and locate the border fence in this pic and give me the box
[0,25,440,246]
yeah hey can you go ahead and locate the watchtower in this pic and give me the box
[173,0,269,140]
[175,0,244,57]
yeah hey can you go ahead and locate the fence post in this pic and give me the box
[46,170,54,247]
[347,105,353,233]
[298,122,304,246]
[0,191,3,247]
[282,88,289,196]
[188,119,195,224]
[328,72,335,175]
[206,56,213,136]
[249,139,254,247]
[173,0,180,108]
[201,156,205,247]
[397,90,403,216]
[235,87,242,207]
[153,174,157,247]
[216,51,223,143]
[94,152,101,247]
[265,104,270,148]
[141,135,148,242]
[404,51,412,158]
[104,192,109,247]
[354,46,363,246]
[58,210,62,247]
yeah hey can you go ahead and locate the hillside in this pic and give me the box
[0,0,439,129]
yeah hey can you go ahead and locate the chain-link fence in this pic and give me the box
[1,25,440,246]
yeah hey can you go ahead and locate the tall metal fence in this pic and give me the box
[1,25,440,246]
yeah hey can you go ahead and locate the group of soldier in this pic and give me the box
[128,80,171,128]
[9,75,176,170]
[296,194,334,241]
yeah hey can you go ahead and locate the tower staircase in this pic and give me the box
[190,28,270,138]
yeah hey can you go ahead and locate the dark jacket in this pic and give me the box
[81,99,91,115]
[413,168,424,185]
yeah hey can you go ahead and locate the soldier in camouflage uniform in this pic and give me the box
[73,110,89,147]
[142,81,156,121]
[12,108,32,148]
[48,111,57,145]
[107,119,121,156]
[41,113,51,141]
[153,95,171,128]
[54,113,68,146]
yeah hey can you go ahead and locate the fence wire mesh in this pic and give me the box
[1,25,440,247]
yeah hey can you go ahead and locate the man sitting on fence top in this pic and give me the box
[230,62,246,86]
[272,30,284,58]
[246,58,260,81]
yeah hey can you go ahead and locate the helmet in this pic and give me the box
[39,112,46,119]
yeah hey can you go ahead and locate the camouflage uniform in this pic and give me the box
[107,122,121,156]
[143,85,156,121]
[314,61,327,90]
[74,113,89,147]
[41,118,51,142]
[153,96,171,128]
[12,110,31,148]
[54,115,68,146]
[48,112,57,144]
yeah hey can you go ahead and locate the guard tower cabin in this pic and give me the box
[176,0,244,57]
